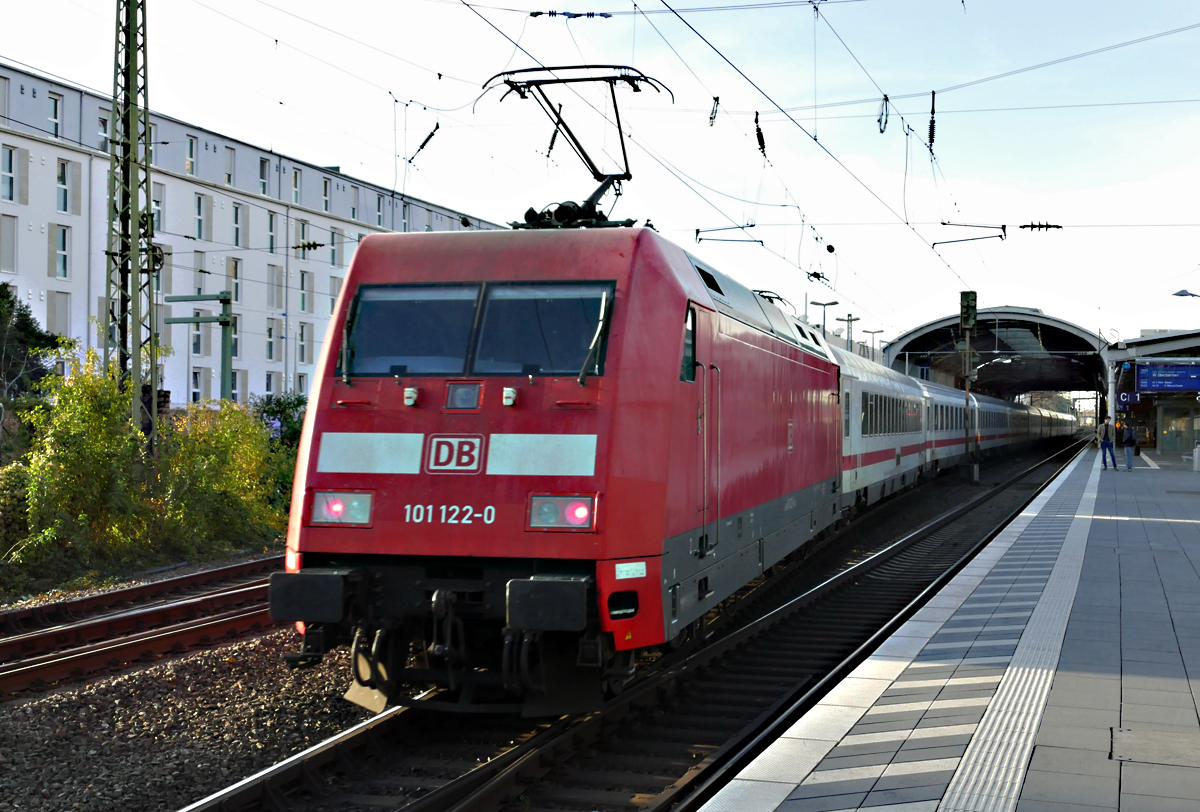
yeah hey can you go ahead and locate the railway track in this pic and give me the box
[0,555,282,697]
[179,438,1087,812]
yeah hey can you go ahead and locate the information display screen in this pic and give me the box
[1136,364,1200,392]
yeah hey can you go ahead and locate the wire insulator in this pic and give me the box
[755,111,766,157]
[927,90,936,146]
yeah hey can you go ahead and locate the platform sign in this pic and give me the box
[1118,392,1142,405]
[1136,363,1200,392]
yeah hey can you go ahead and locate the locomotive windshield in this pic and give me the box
[472,284,610,375]
[343,282,612,377]
[347,285,479,375]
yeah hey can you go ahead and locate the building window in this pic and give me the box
[298,221,309,259]
[296,373,307,395]
[231,204,242,247]
[98,114,109,152]
[329,276,342,314]
[265,371,274,394]
[194,252,205,295]
[298,322,310,364]
[330,228,341,266]
[191,368,202,403]
[322,177,330,212]
[147,123,157,166]
[376,195,383,226]
[229,257,241,303]
[231,315,240,359]
[224,146,235,185]
[1,146,13,201]
[186,136,197,175]
[259,158,269,194]
[0,214,16,273]
[266,318,278,361]
[151,182,164,231]
[46,290,69,336]
[267,266,283,309]
[350,186,358,220]
[194,195,205,239]
[191,311,202,355]
[48,93,62,138]
[54,226,69,277]
[56,160,69,213]
[291,168,301,204]
[299,271,310,313]
[267,211,277,253]
[402,202,409,232]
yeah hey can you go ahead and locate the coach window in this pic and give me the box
[680,307,696,382]
[472,283,613,375]
[843,396,850,438]
[861,392,868,437]
[344,285,480,375]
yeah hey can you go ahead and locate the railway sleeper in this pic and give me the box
[547,767,676,792]
[526,785,648,809]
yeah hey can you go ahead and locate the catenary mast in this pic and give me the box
[104,0,160,448]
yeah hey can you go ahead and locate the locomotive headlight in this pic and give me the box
[536,500,560,525]
[312,491,373,525]
[528,494,596,531]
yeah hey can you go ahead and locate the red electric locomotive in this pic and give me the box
[269,226,845,714]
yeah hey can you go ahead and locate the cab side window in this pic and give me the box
[680,307,696,382]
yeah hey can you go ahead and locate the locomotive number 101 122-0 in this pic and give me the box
[404,504,496,524]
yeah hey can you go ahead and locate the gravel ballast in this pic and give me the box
[0,629,374,811]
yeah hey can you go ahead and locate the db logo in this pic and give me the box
[425,435,485,474]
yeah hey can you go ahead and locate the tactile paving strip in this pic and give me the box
[739,452,1100,812]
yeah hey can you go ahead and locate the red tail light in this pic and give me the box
[528,494,597,531]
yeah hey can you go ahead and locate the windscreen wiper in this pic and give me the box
[577,290,611,386]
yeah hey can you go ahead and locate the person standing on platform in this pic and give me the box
[1097,415,1117,470]
[1122,422,1136,471]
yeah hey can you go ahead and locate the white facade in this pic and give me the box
[0,64,500,405]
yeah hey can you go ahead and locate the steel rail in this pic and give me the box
[0,554,282,636]
[426,440,1089,812]
[0,604,276,695]
[665,438,1089,812]
[175,439,1085,812]
[0,583,268,664]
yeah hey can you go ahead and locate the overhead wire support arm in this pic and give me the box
[932,221,1006,249]
[695,223,762,245]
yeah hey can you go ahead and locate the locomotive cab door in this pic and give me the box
[683,305,720,558]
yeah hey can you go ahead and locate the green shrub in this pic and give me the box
[0,462,29,592]
[5,348,289,590]
[18,348,148,583]
[156,401,286,556]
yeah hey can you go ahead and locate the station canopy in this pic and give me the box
[884,307,1103,399]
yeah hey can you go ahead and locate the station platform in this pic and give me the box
[702,446,1200,812]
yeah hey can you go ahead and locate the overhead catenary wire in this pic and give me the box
[658,0,973,289]
[458,0,889,321]
[628,1,840,281]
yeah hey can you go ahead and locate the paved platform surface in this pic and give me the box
[702,447,1200,812]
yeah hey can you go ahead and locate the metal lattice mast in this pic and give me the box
[104,0,159,447]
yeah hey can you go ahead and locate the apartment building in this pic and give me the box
[0,63,500,405]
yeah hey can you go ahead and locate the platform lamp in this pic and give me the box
[1174,290,1200,298]
[812,300,838,338]
[864,329,883,363]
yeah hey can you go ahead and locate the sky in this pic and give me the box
[3,0,1198,345]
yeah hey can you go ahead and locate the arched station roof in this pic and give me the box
[883,306,1103,398]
